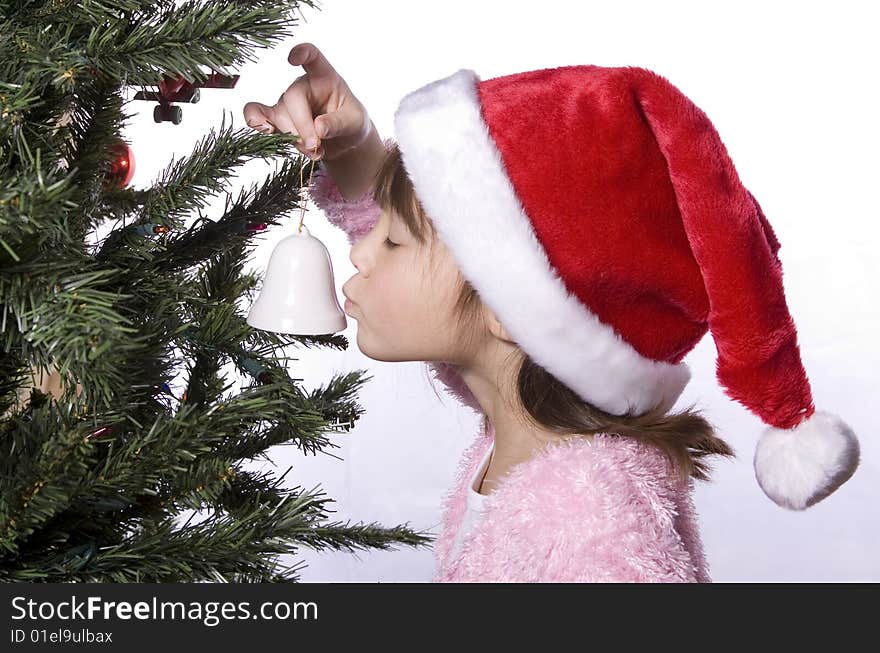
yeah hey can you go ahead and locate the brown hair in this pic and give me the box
[370,141,736,483]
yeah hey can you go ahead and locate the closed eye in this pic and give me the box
[384,237,399,248]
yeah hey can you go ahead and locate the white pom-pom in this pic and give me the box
[753,409,860,510]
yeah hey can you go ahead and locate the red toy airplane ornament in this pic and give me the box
[133,71,239,124]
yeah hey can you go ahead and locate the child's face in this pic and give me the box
[342,207,473,364]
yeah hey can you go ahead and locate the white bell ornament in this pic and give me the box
[247,223,347,335]
[247,145,346,335]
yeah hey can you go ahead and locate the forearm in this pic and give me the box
[319,120,387,201]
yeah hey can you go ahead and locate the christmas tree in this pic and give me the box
[0,0,432,581]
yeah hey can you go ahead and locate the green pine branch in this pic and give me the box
[0,0,435,582]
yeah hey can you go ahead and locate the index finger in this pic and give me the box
[288,42,339,79]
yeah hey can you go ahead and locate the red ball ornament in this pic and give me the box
[104,140,135,188]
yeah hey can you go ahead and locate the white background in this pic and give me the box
[118,0,878,581]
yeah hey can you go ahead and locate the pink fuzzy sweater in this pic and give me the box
[307,148,711,582]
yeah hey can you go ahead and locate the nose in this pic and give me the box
[349,238,367,274]
[349,214,384,273]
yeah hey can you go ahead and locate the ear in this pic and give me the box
[484,305,515,344]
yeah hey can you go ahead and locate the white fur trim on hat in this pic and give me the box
[393,68,690,416]
[754,409,860,510]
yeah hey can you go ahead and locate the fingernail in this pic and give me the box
[305,137,317,149]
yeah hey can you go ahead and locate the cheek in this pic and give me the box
[368,256,458,334]
[374,265,431,326]
[369,272,415,327]
[354,251,471,362]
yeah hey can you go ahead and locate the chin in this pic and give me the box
[354,331,382,361]
[357,343,409,364]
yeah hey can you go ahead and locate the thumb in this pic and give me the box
[243,101,273,131]
[314,112,343,139]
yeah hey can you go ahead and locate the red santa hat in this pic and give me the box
[391,64,859,511]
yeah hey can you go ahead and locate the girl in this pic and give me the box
[243,43,860,582]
